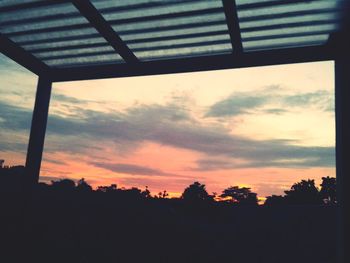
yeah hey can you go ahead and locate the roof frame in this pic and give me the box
[0,0,346,82]
[0,33,50,76]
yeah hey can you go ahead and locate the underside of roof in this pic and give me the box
[0,0,348,82]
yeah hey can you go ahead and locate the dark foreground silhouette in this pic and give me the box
[0,165,337,263]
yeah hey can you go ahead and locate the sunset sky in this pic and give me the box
[0,53,335,198]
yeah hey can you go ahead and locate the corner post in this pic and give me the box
[335,50,350,263]
[25,76,52,185]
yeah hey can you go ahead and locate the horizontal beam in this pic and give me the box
[51,44,334,82]
[0,34,50,76]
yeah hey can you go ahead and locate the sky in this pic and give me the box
[0,53,335,198]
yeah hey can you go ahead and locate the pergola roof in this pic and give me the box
[0,0,348,82]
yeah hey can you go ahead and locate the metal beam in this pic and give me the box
[0,34,50,76]
[222,0,243,54]
[50,45,334,82]
[25,76,52,185]
[72,0,138,63]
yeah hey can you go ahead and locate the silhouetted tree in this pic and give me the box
[76,178,92,192]
[141,186,151,198]
[181,181,213,202]
[284,179,321,205]
[157,190,169,199]
[320,176,336,205]
[220,186,258,205]
[264,195,285,206]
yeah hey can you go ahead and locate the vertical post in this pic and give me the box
[25,76,52,185]
[335,53,349,263]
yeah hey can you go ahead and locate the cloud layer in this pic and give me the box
[0,87,335,171]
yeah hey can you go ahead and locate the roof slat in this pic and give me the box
[241,19,339,33]
[0,0,69,12]
[29,42,109,53]
[239,7,341,23]
[237,0,316,10]
[243,30,334,42]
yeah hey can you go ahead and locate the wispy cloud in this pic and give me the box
[205,93,269,117]
[283,90,334,112]
[91,162,179,177]
[205,88,334,118]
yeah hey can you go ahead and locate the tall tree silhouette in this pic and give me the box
[220,186,258,205]
[284,179,321,205]
[181,181,213,202]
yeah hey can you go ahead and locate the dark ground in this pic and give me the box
[0,188,337,263]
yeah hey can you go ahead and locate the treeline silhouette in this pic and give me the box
[0,165,337,206]
[0,165,337,263]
